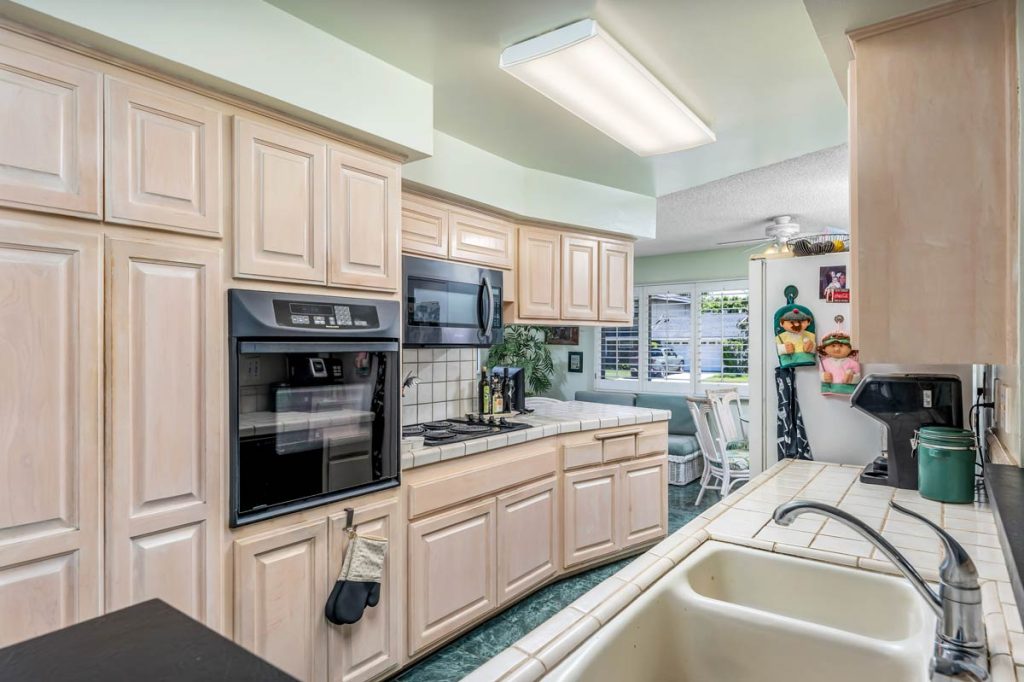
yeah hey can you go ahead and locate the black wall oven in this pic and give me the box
[229,289,400,526]
[403,255,503,347]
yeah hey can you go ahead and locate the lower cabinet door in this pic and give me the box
[496,477,558,605]
[328,499,402,682]
[408,498,496,655]
[619,456,669,549]
[235,520,329,682]
[563,464,620,568]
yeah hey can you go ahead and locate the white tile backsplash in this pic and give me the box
[402,348,482,425]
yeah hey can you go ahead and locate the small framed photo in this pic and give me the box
[545,326,580,345]
[568,351,584,373]
[819,265,850,303]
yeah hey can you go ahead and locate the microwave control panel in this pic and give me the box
[272,299,380,330]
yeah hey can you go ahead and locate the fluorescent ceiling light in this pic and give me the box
[500,19,715,157]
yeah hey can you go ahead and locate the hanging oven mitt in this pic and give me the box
[325,533,388,625]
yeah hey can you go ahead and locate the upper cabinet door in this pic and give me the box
[561,235,599,321]
[105,76,224,236]
[517,227,560,320]
[599,240,634,323]
[105,238,222,628]
[401,193,449,258]
[327,145,400,291]
[0,36,101,219]
[0,220,102,648]
[235,117,327,284]
[448,208,514,269]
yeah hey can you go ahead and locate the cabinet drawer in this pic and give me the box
[407,446,556,519]
[562,442,603,470]
[602,435,637,463]
[637,432,667,456]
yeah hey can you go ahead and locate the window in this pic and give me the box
[595,280,749,394]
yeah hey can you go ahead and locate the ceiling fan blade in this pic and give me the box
[716,236,772,246]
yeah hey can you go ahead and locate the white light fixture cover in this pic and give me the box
[500,18,715,157]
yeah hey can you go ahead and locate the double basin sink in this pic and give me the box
[548,541,936,681]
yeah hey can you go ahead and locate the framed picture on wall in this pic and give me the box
[819,265,850,302]
[545,326,579,345]
[568,351,583,373]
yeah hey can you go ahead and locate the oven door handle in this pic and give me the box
[239,341,399,354]
[481,276,494,338]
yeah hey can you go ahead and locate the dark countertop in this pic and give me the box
[0,599,296,682]
[984,463,1024,624]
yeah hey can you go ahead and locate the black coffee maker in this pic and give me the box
[851,374,963,489]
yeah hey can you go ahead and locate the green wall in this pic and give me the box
[544,246,753,400]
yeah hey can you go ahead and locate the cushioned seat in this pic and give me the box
[634,393,697,436]
[667,434,701,460]
[573,390,637,407]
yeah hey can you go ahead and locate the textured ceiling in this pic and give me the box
[641,144,849,255]
[267,0,848,197]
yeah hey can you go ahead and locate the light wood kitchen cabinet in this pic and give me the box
[401,193,449,258]
[235,520,329,682]
[105,238,223,626]
[849,0,1016,364]
[561,235,599,321]
[619,456,669,549]
[599,239,634,323]
[448,207,514,269]
[328,499,402,682]
[327,146,400,292]
[235,116,327,284]
[563,464,620,568]
[0,220,102,648]
[408,498,496,655]
[105,76,224,236]
[0,34,101,219]
[517,226,561,320]
[496,477,558,605]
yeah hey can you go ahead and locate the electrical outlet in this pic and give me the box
[246,358,261,379]
[1000,384,1015,434]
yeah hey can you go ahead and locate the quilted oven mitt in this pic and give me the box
[325,534,388,625]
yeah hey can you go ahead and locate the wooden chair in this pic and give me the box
[686,396,750,505]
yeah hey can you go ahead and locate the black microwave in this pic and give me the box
[403,255,503,347]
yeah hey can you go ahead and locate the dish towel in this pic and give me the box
[775,366,813,461]
[325,534,388,625]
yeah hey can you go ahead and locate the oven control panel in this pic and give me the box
[272,299,380,330]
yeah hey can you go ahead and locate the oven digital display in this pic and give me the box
[272,299,379,329]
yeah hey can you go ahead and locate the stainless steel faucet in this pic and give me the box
[774,500,988,681]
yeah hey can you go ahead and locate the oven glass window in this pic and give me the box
[236,350,391,516]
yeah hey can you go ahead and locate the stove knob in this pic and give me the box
[466,413,476,422]
[487,416,497,425]
[498,417,509,426]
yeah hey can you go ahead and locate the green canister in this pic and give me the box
[914,426,977,504]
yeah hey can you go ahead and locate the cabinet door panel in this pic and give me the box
[401,194,448,257]
[0,221,101,646]
[517,227,560,320]
[0,38,100,218]
[599,240,634,323]
[235,521,328,682]
[328,499,402,682]
[449,209,513,268]
[106,238,222,627]
[327,146,399,291]
[105,76,223,236]
[563,465,619,568]
[619,456,668,548]
[561,236,599,320]
[408,498,495,655]
[235,117,326,283]
[497,477,557,605]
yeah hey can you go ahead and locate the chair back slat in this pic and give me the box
[686,396,723,466]
[706,388,745,443]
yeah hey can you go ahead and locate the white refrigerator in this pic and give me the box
[747,253,973,475]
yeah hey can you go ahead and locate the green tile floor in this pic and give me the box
[395,479,719,681]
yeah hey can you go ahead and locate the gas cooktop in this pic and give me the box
[402,416,531,446]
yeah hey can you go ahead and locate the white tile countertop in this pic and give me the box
[466,460,1024,682]
[400,400,671,470]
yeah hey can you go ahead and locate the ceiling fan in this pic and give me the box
[717,215,801,250]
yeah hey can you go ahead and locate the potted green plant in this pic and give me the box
[488,325,554,396]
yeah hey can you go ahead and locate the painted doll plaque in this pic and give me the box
[818,331,861,395]
[773,286,816,368]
